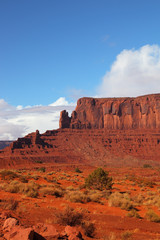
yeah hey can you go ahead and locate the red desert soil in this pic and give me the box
[0,165,160,239]
[0,94,160,239]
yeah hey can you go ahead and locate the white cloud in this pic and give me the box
[98,44,160,97]
[0,97,75,140]
[49,97,75,106]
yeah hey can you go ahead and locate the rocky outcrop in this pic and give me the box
[59,94,160,130]
[59,110,71,128]
[10,130,51,151]
[2,217,83,240]
[0,94,160,168]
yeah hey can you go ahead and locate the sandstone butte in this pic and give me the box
[0,93,160,168]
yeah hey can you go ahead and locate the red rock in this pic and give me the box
[0,94,160,168]
[3,218,18,231]
[59,110,71,128]
[0,211,11,220]
[59,94,160,130]
[33,223,59,238]
[65,226,83,240]
[4,226,34,240]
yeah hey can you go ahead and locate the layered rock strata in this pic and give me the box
[59,94,160,130]
[0,94,160,168]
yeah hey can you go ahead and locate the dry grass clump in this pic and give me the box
[108,192,133,211]
[0,198,18,210]
[145,209,160,222]
[65,189,103,203]
[81,221,95,237]
[127,209,141,219]
[39,185,64,197]
[0,180,39,198]
[125,175,155,188]
[144,191,160,208]
[65,190,90,203]
[121,231,132,240]
[103,232,116,240]
[55,206,83,226]
[0,170,18,180]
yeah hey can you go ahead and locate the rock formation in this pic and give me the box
[59,94,160,130]
[0,94,160,168]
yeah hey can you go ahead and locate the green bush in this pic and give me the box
[75,167,82,173]
[85,168,113,191]
[37,167,46,172]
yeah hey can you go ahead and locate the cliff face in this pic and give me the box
[0,94,160,168]
[59,94,160,130]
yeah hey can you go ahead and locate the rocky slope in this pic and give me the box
[0,94,160,168]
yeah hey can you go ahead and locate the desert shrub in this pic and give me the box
[66,189,103,203]
[145,209,160,222]
[81,221,95,237]
[2,180,39,198]
[40,185,64,197]
[37,167,46,172]
[108,192,133,211]
[131,194,145,206]
[103,232,116,240]
[121,231,132,240]
[0,198,18,210]
[35,160,43,164]
[143,164,152,168]
[25,188,38,198]
[65,191,90,203]
[85,168,113,191]
[87,191,102,203]
[4,181,21,193]
[19,176,28,183]
[21,181,39,198]
[66,185,75,191]
[75,167,82,173]
[143,191,160,207]
[31,174,39,180]
[0,170,18,180]
[127,209,141,218]
[55,206,83,226]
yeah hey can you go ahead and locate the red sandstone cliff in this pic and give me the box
[59,94,160,130]
[0,94,160,168]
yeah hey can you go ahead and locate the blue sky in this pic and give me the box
[0,0,160,139]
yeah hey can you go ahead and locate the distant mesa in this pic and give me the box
[0,93,160,168]
[59,94,160,130]
[0,141,13,150]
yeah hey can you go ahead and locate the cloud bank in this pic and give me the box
[0,98,75,140]
[98,44,160,97]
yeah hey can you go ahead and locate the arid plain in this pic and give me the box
[0,94,160,240]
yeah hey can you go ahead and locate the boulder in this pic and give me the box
[4,226,34,240]
[33,223,59,238]
[3,218,18,231]
[65,226,83,240]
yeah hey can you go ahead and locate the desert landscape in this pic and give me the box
[0,94,160,239]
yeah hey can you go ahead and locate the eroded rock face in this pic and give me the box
[0,94,160,168]
[59,94,160,130]
[59,110,71,128]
